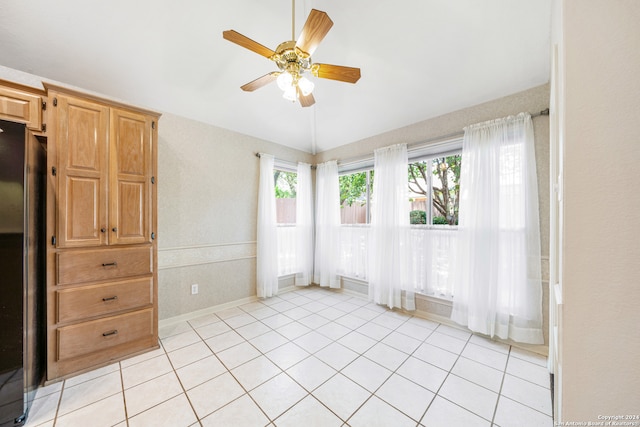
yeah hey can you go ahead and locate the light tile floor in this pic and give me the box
[25,286,553,427]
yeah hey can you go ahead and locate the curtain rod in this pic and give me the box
[256,109,549,169]
[255,152,317,169]
[405,108,549,150]
[336,108,550,168]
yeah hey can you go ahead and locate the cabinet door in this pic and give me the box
[55,94,109,248]
[0,84,43,131]
[109,108,152,245]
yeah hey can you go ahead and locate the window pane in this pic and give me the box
[408,160,430,224]
[408,155,461,225]
[339,171,370,224]
[431,155,461,225]
[274,170,296,224]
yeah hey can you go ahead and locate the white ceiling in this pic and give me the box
[0,0,551,154]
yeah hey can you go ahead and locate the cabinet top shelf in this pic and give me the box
[0,78,47,96]
[44,83,162,118]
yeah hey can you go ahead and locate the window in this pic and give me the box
[408,154,461,225]
[335,142,462,297]
[274,169,296,224]
[337,154,461,226]
[339,170,373,224]
[274,169,297,275]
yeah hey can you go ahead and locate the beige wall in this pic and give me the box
[319,84,551,348]
[157,113,314,319]
[559,0,640,420]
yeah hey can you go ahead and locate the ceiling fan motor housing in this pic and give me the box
[273,41,312,78]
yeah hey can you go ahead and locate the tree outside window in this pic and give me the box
[274,170,297,223]
[408,155,461,225]
[339,170,373,224]
[337,154,461,226]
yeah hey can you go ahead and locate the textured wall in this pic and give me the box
[157,113,314,319]
[560,0,640,420]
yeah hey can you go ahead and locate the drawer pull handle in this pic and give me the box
[102,296,118,302]
[102,262,117,267]
[102,330,118,337]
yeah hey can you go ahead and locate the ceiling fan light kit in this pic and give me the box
[223,4,361,107]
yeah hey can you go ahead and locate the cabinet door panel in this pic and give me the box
[110,109,151,245]
[0,84,42,131]
[55,94,109,247]
[117,181,144,239]
[67,105,103,170]
[63,177,102,243]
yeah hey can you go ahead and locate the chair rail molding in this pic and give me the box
[158,241,256,270]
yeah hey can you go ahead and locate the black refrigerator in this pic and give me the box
[0,119,45,427]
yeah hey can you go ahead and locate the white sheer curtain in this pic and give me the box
[256,153,279,298]
[339,225,369,280]
[451,113,543,344]
[276,225,296,276]
[295,162,314,286]
[410,226,457,300]
[369,144,415,310]
[314,160,341,288]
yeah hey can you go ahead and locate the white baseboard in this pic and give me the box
[159,295,259,328]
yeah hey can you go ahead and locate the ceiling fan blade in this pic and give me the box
[295,9,333,56]
[223,30,275,58]
[315,63,361,83]
[241,73,279,92]
[298,87,315,108]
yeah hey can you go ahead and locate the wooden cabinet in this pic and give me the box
[45,84,160,381]
[0,79,45,133]
[52,92,154,248]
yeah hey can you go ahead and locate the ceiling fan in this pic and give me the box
[222,1,361,107]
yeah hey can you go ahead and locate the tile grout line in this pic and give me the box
[339,312,438,425]
[496,350,555,419]
[413,326,474,425]
[187,313,265,425]
[119,361,130,427]
[193,296,317,425]
[50,370,125,425]
[274,291,390,425]
[51,380,64,427]
[163,322,205,426]
[292,296,454,425]
[255,294,357,424]
[490,345,511,426]
[263,291,357,424]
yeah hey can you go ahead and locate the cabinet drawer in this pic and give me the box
[57,277,153,323]
[0,85,43,131]
[57,308,154,361]
[57,246,152,285]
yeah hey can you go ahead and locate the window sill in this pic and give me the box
[340,224,458,231]
[339,274,453,304]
